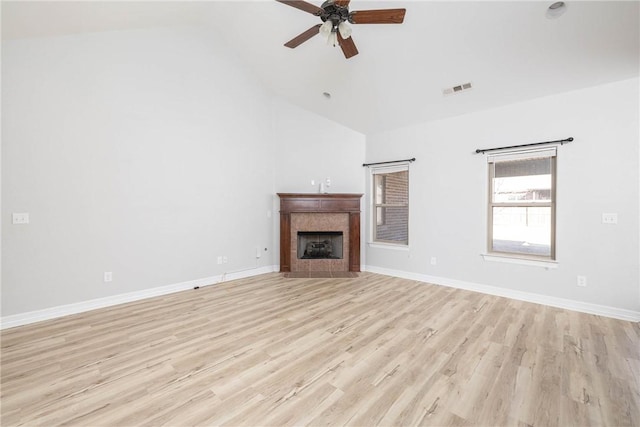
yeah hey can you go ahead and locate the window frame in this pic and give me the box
[375,175,387,226]
[487,148,557,261]
[371,164,410,246]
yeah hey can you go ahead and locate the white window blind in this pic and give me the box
[370,163,410,175]
[487,147,557,163]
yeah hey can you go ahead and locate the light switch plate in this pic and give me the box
[12,213,29,224]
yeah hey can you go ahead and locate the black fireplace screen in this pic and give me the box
[297,231,344,259]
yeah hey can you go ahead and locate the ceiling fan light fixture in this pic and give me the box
[319,19,333,37]
[327,31,338,46]
[338,21,352,39]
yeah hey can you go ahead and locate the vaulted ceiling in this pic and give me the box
[3,1,638,134]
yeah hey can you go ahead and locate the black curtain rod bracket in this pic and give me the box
[363,158,416,167]
[475,137,573,154]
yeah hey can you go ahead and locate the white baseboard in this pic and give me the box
[363,265,640,322]
[0,265,278,330]
[4,264,637,329]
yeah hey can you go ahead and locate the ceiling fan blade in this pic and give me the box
[284,24,322,48]
[276,0,324,16]
[334,0,351,7]
[338,33,358,59]
[350,8,406,24]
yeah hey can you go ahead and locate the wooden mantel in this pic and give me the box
[278,193,363,272]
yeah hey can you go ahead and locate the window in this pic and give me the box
[372,165,409,245]
[488,148,556,259]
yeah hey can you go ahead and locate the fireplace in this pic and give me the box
[278,193,363,273]
[298,231,344,259]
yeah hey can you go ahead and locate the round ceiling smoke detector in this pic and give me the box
[546,1,567,19]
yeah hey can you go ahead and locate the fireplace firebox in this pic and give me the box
[298,231,343,259]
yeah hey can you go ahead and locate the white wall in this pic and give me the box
[4,25,634,321]
[1,26,282,316]
[1,26,367,319]
[273,98,365,194]
[365,78,640,313]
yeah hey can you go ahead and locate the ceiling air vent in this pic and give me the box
[443,82,473,96]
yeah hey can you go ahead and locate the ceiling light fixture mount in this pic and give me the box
[546,1,567,19]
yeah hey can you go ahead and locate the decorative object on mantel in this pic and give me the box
[276,0,406,59]
[318,177,331,194]
[278,193,363,273]
[475,137,573,154]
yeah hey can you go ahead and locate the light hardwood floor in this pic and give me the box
[1,273,638,426]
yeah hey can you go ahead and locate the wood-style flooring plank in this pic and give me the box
[1,272,638,426]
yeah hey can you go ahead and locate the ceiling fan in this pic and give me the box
[276,0,406,59]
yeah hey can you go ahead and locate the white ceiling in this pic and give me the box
[3,1,639,134]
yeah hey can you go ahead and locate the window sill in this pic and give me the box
[368,242,410,251]
[481,253,558,269]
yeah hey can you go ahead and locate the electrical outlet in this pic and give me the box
[577,275,587,287]
[430,257,437,265]
[104,272,113,282]
[602,213,618,224]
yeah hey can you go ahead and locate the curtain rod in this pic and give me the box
[475,137,573,154]
[362,158,416,167]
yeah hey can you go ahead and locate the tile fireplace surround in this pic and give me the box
[278,193,363,273]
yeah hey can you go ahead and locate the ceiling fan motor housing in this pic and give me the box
[319,0,350,28]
